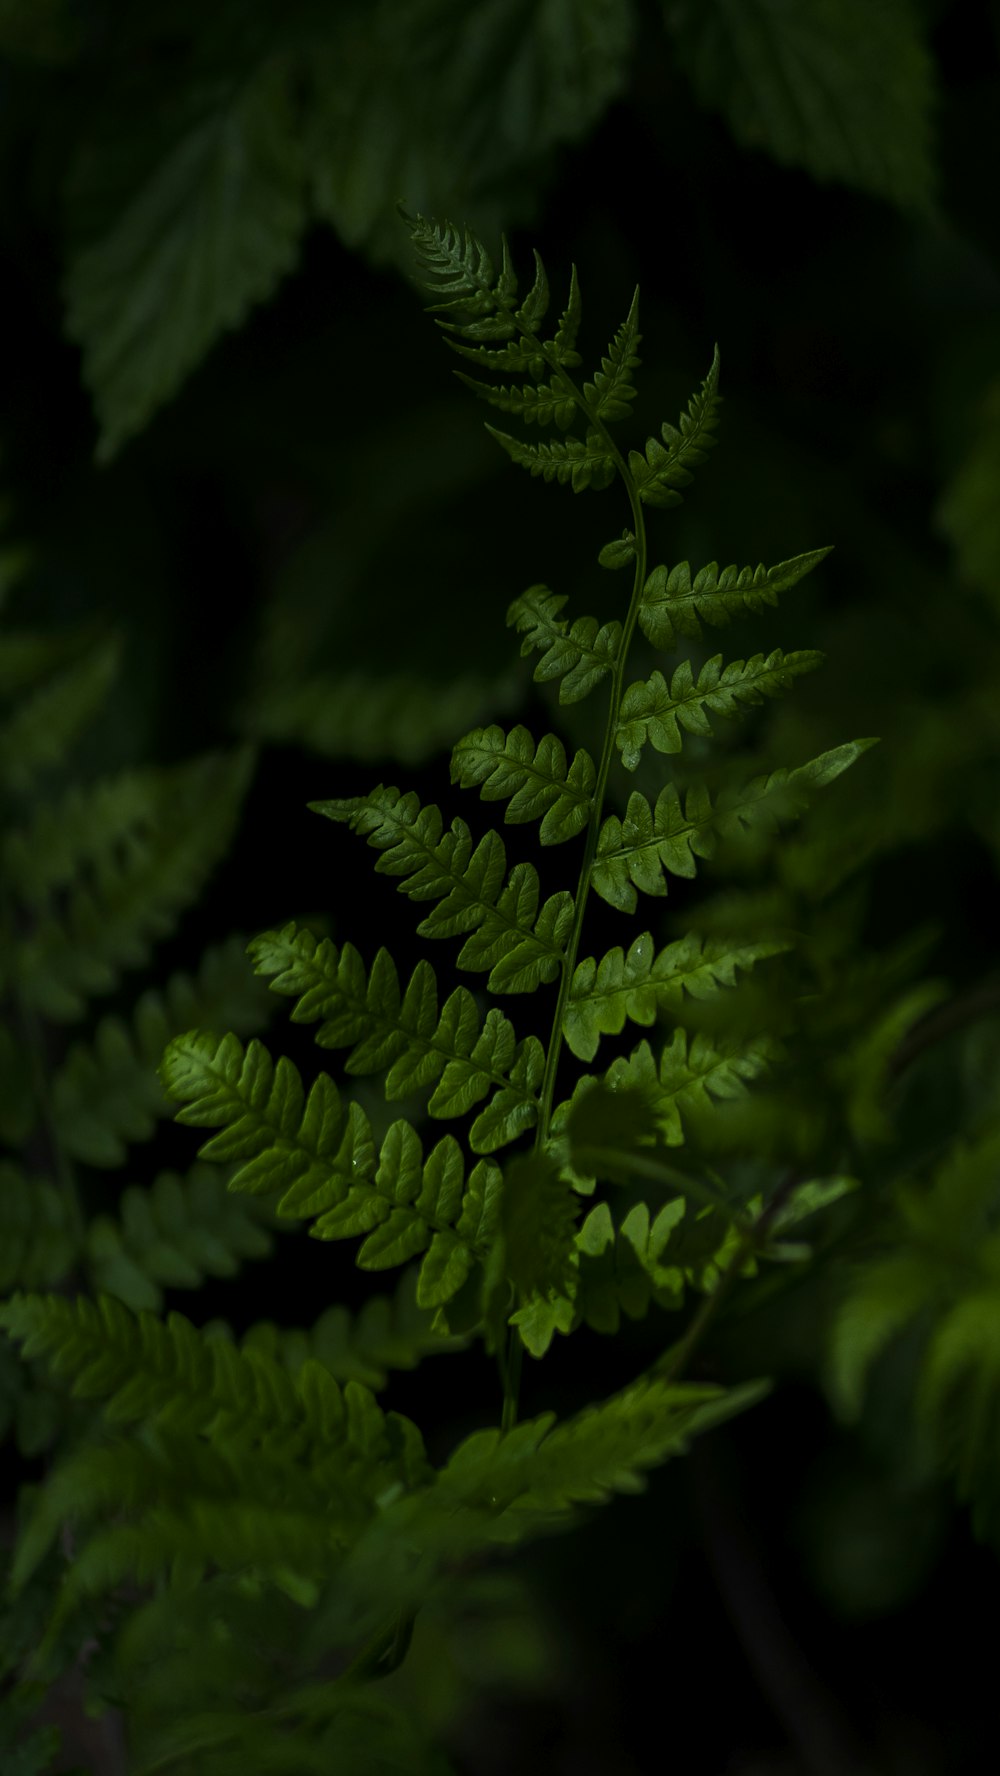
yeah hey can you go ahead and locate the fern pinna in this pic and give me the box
[0,215,871,1771]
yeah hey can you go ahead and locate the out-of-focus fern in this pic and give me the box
[828,1128,1000,1544]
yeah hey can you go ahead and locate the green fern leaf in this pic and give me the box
[440,1372,767,1522]
[665,0,937,214]
[65,62,307,460]
[0,1292,423,1495]
[584,286,641,422]
[616,647,824,769]
[627,345,721,507]
[506,584,621,703]
[406,212,517,324]
[243,666,512,767]
[49,935,274,1166]
[574,1198,686,1333]
[0,635,119,793]
[248,922,543,1137]
[601,1029,779,1147]
[243,1268,464,1392]
[160,1031,503,1303]
[311,786,573,993]
[272,1380,764,1649]
[0,1164,79,1293]
[639,547,832,650]
[10,749,254,1020]
[591,739,876,911]
[453,372,578,428]
[564,931,788,1062]
[494,1152,582,1357]
[552,262,584,366]
[84,1165,274,1314]
[451,723,596,841]
[485,425,616,492]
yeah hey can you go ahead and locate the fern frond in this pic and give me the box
[583,286,641,422]
[247,922,543,1141]
[311,785,574,993]
[242,666,511,767]
[485,425,616,492]
[453,373,577,428]
[406,212,518,327]
[49,935,274,1166]
[0,1163,80,1293]
[616,648,824,770]
[0,635,119,793]
[9,749,254,1020]
[639,547,833,649]
[289,1379,765,1651]
[439,1372,766,1524]
[0,1292,425,1495]
[160,1031,504,1302]
[564,932,789,1062]
[506,584,621,704]
[84,1165,274,1314]
[627,346,721,507]
[596,1029,780,1148]
[243,1268,464,1392]
[574,1198,686,1333]
[498,1152,582,1357]
[450,724,596,842]
[591,740,876,912]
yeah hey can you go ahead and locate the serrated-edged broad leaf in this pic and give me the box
[564,931,789,1061]
[65,60,307,460]
[248,922,542,1142]
[11,749,254,1021]
[486,424,616,493]
[311,785,572,991]
[584,286,641,422]
[604,1030,779,1146]
[591,740,876,912]
[616,648,823,769]
[50,935,274,1167]
[451,724,595,841]
[639,547,832,650]
[0,635,119,792]
[84,1165,274,1315]
[665,0,937,214]
[507,585,621,703]
[324,2,633,269]
[628,345,721,507]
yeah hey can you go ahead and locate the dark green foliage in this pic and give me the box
[0,14,995,1755]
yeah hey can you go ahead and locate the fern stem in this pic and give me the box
[487,320,649,1434]
[500,1322,524,1434]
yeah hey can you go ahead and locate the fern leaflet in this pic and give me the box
[311,785,574,992]
[247,921,543,1134]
